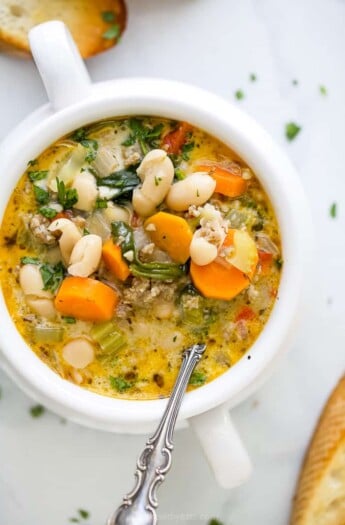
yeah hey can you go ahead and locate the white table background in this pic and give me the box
[1,0,344,523]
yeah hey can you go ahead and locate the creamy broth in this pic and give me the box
[0,117,281,399]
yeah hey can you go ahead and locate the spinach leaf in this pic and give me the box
[39,206,57,219]
[40,262,65,292]
[96,168,140,200]
[28,170,48,182]
[56,178,78,210]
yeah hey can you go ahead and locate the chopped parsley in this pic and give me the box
[39,206,57,219]
[30,404,45,418]
[285,122,301,141]
[109,376,132,392]
[174,168,185,180]
[71,128,87,142]
[275,258,283,270]
[80,138,98,163]
[181,141,195,161]
[56,178,78,209]
[189,370,206,386]
[83,228,90,236]
[40,262,65,293]
[330,202,337,218]
[319,85,327,96]
[78,509,90,520]
[208,520,224,525]
[122,119,164,155]
[249,73,257,82]
[101,11,116,22]
[21,256,40,265]
[95,198,108,209]
[27,159,38,167]
[28,170,48,182]
[62,316,76,324]
[102,24,120,40]
[154,176,162,186]
[235,89,245,100]
[33,185,49,205]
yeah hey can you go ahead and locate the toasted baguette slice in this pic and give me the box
[0,0,126,58]
[291,375,345,525]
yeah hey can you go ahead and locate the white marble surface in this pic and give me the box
[1,0,345,523]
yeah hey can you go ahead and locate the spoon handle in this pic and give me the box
[108,343,206,525]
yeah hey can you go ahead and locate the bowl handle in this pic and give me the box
[189,404,252,488]
[28,21,91,111]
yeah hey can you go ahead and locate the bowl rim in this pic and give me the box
[0,78,310,427]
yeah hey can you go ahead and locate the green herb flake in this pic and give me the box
[292,79,299,86]
[319,85,328,96]
[78,509,90,520]
[102,24,120,40]
[101,10,116,22]
[154,176,162,186]
[62,316,76,324]
[83,228,90,236]
[39,206,57,219]
[109,376,132,392]
[208,519,224,525]
[95,198,108,209]
[174,168,185,180]
[30,404,45,418]
[71,128,87,142]
[21,256,40,265]
[181,141,195,161]
[189,370,206,386]
[122,119,164,155]
[33,185,50,205]
[80,138,98,163]
[285,122,301,141]
[173,335,177,342]
[275,258,283,270]
[27,159,38,167]
[28,170,48,182]
[235,89,245,100]
[330,202,337,218]
[40,262,65,293]
[249,73,257,82]
[56,178,78,209]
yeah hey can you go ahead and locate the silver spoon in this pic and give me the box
[107,343,206,525]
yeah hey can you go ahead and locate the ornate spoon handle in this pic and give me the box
[108,343,206,525]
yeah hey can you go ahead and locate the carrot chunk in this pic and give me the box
[258,250,273,274]
[196,164,247,198]
[55,277,118,322]
[190,259,250,300]
[235,306,256,322]
[144,212,193,264]
[102,239,130,281]
[162,122,192,154]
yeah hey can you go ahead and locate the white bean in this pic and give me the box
[166,173,216,211]
[48,218,82,265]
[62,338,95,369]
[19,264,53,298]
[153,301,175,320]
[72,171,98,212]
[68,234,102,277]
[190,234,218,266]
[26,297,56,319]
[133,149,174,216]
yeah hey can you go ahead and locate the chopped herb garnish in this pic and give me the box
[173,335,177,342]
[40,262,65,293]
[21,256,40,265]
[83,228,90,236]
[189,370,206,386]
[80,138,98,163]
[109,376,132,392]
[71,128,87,142]
[56,177,78,209]
[235,89,245,100]
[102,24,120,40]
[62,316,76,324]
[249,73,257,82]
[95,198,108,209]
[30,404,45,418]
[275,258,283,270]
[330,202,337,218]
[285,122,301,141]
[122,119,164,155]
[78,509,90,520]
[319,85,327,96]
[181,141,195,161]
[154,176,162,186]
[28,170,48,182]
[174,168,185,180]
[101,10,116,22]
[292,79,299,86]
[208,519,224,525]
[39,206,57,219]
[33,185,49,205]
[27,159,38,167]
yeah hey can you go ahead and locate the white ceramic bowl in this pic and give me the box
[0,22,311,488]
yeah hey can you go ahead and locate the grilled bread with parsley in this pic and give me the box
[0,0,126,58]
[291,375,345,525]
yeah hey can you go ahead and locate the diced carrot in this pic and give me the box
[53,210,74,221]
[144,212,193,264]
[235,306,256,322]
[196,164,247,198]
[162,122,192,154]
[102,239,130,281]
[190,259,250,300]
[55,277,118,322]
[258,250,273,274]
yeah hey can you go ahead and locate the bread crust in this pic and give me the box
[290,375,345,525]
[0,0,127,58]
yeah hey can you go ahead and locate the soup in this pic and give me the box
[0,117,281,400]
